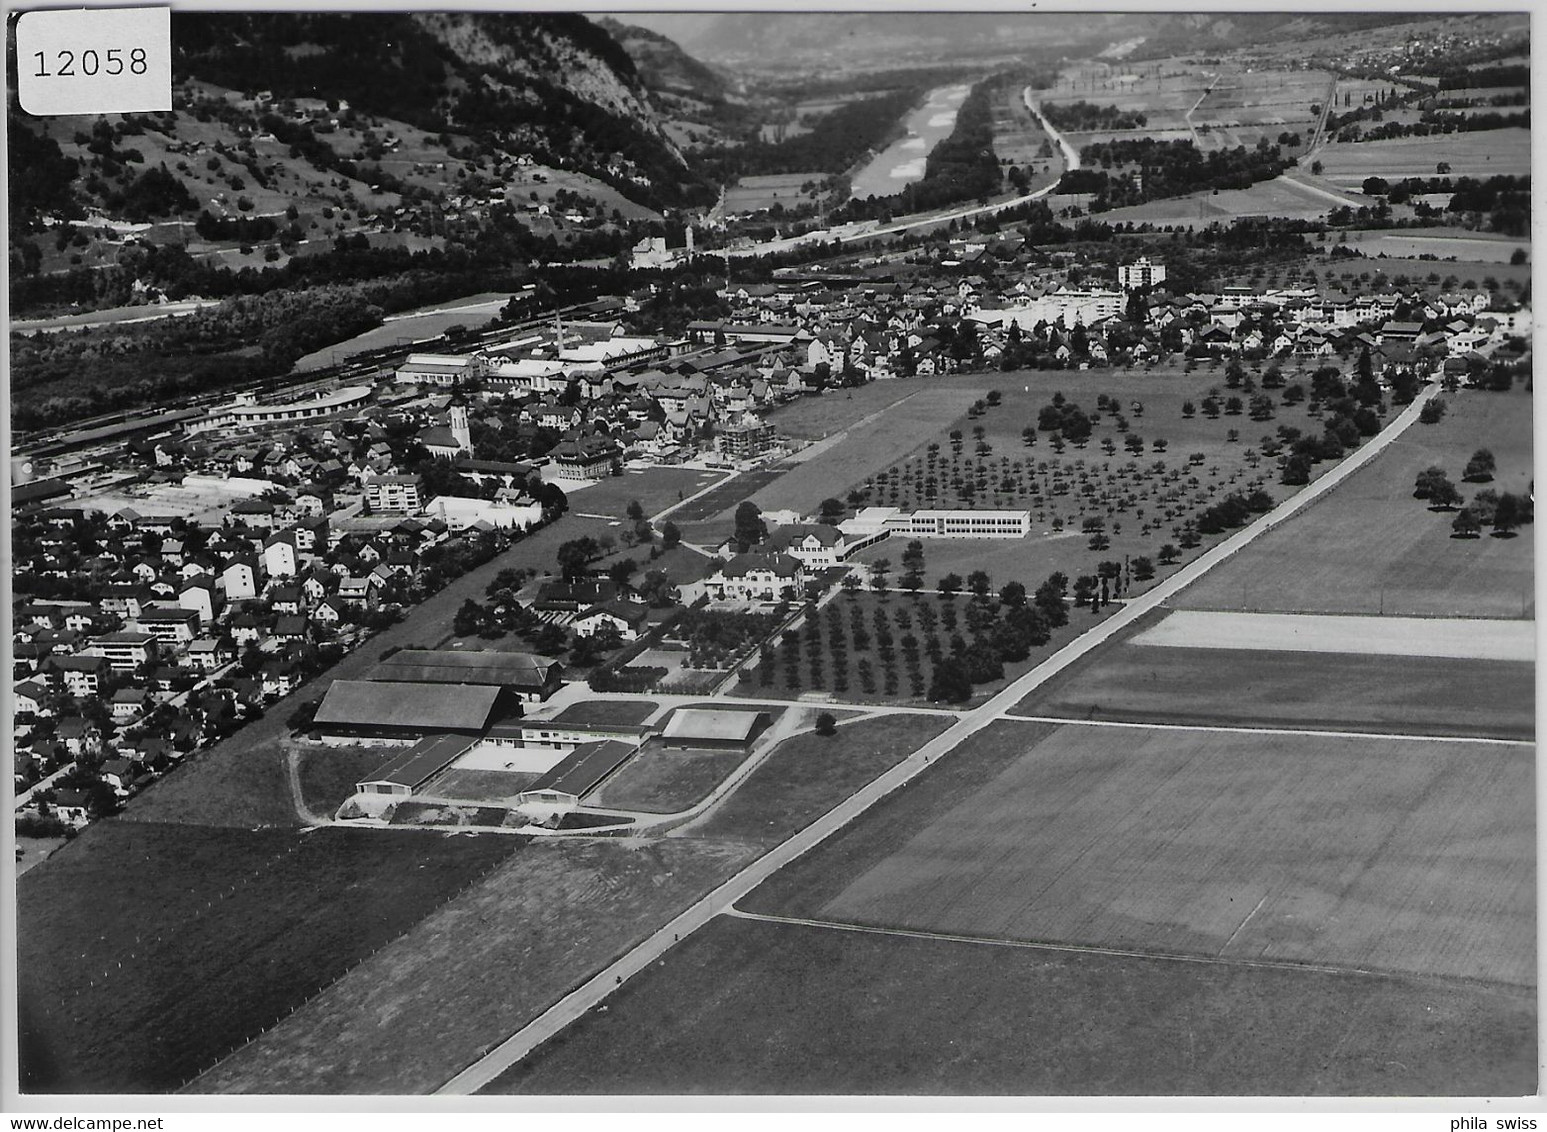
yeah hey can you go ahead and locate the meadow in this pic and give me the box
[751,719,1535,986]
[589,744,748,813]
[685,712,952,845]
[17,822,518,1093]
[1019,643,1534,740]
[1314,128,1532,183]
[188,837,759,1094]
[484,914,1534,1096]
[1178,385,1534,619]
[723,173,826,215]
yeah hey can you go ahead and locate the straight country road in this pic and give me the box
[436,378,1446,1095]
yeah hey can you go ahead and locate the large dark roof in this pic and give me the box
[357,735,470,790]
[373,649,559,690]
[314,680,501,731]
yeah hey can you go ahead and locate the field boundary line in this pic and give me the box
[434,385,1445,1096]
[723,908,1474,985]
[1000,713,1536,748]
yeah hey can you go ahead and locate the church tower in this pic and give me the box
[449,378,473,456]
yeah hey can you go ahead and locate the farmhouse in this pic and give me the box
[373,648,564,703]
[312,680,505,744]
[660,708,772,751]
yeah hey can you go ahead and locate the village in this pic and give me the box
[11,233,1531,847]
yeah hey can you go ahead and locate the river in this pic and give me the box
[848,83,972,201]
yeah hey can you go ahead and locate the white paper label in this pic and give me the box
[16,7,172,117]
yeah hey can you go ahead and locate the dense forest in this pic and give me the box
[1059,138,1292,210]
[1040,101,1148,132]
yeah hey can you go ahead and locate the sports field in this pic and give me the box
[1017,641,1535,740]
[779,720,1532,984]
[1179,387,1534,619]
[1132,609,1535,662]
[485,914,1534,1096]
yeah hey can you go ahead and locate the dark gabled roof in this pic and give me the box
[313,680,501,731]
[523,740,636,801]
[357,734,471,790]
[374,648,559,690]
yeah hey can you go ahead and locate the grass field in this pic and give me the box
[1018,641,1535,740]
[1316,128,1531,182]
[17,822,518,1093]
[425,767,537,802]
[590,745,748,813]
[290,291,509,371]
[723,173,826,215]
[569,465,725,521]
[1098,175,1357,227]
[747,387,988,515]
[187,837,759,1094]
[685,712,951,846]
[748,719,1534,985]
[1178,386,1534,618]
[1133,609,1535,661]
[295,745,389,815]
[484,914,1534,1096]
[763,379,926,440]
[1328,231,1530,265]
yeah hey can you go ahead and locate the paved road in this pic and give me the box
[436,379,1444,1095]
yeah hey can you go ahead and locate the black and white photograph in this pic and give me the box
[4,2,1537,1112]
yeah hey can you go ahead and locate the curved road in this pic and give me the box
[436,380,1444,1095]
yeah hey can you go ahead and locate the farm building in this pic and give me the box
[373,648,564,703]
[517,740,640,810]
[481,719,653,755]
[355,735,470,797]
[660,708,772,751]
[312,680,505,744]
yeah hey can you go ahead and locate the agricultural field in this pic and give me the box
[723,173,827,215]
[685,711,952,846]
[485,914,1534,1096]
[1322,231,1530,266]
[748,719,1535,986]
[1097,175,1358,227]
[17,822,518,1093]
[667,466,787,524]
[1314,128,1532,183]
[187,837,759,1095]
[1018,640,1535,740]
[1179,385,1534,619]
[589,744,748,814]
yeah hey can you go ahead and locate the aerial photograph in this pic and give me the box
[5,5,1535,1109]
